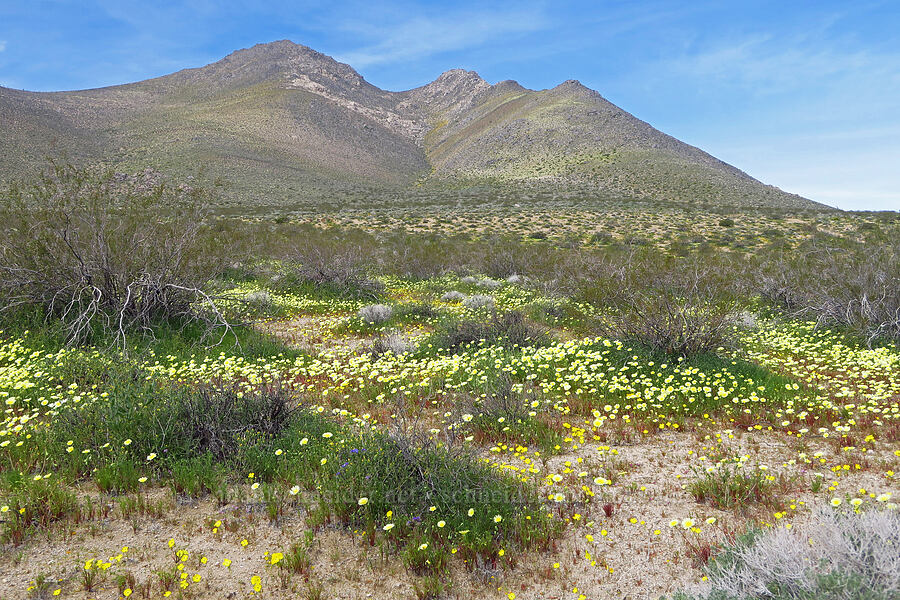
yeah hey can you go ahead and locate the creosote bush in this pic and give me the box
[579,254,744,356]
[277,242,384,300]
[757,239,900,345]
[427,310,550,353]
[0,162,230,346]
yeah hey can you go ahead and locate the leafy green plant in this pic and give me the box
[1,476,81,544]
[412,573,452,600]
[688,461,789,510]
[95,460,140,495]
[171,454,227,498]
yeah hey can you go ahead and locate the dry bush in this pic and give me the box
[430,310,549,352]
[369,333,413,356]
[281,241,383,299]
[757,240,900,344]
[462,294,495,310]
[176,384,297,459]
[440,290,467,302]
[580,253,745,356]
[358,303,393,324]
[684,508,900,600]
[0,162,230,346]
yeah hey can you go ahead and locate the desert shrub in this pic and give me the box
[476,278,502,290]
[0,162,229,346]
[579,254,744,356]
[465,377,563,453]
[279,242,383,299]
[441,290,466,302]
[358,304,393,324]
[756,239,900,344]
[369,333,413,356]
[237,290,279,319]
[169,384,297,460]
[676,508,900,600]
[462,294,495,310]
[479,239,534,279]
[394,302,437,321]
[243,290,273,308]
[590,231,614,245]
[483,310,550,349]
[28,379,300,482]
[427,310,549,353]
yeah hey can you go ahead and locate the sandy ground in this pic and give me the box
[2,425,894,600]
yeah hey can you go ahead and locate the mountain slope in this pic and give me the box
[0,40,820,209]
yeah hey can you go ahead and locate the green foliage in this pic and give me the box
[412,573,452,600]
[170,454,228,498]
[688,461,789,510]
[95,460,140,495]
[0,475,81,544]
[402,531,451,575]
[281,532,315,575]
[464,376,564,453]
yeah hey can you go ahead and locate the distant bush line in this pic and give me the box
[1,162,898,349]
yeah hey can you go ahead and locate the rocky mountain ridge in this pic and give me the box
[0,40,821,209]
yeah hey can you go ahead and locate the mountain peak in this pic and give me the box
[221,39,316,64]
[434,69,486,85]
[397,68,491,120]
[553,79,590,92]
[187,38,380,96]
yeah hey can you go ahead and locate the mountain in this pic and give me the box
[0,40,820,210]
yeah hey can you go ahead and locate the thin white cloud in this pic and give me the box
[660,34,900,101]
[0,41,7,52]
[333,7,547,68]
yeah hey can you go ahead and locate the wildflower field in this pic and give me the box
[0,168,898,599]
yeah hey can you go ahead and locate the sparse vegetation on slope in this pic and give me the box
[0,40,824,210]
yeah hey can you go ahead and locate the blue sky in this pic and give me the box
[1,1,898,211]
